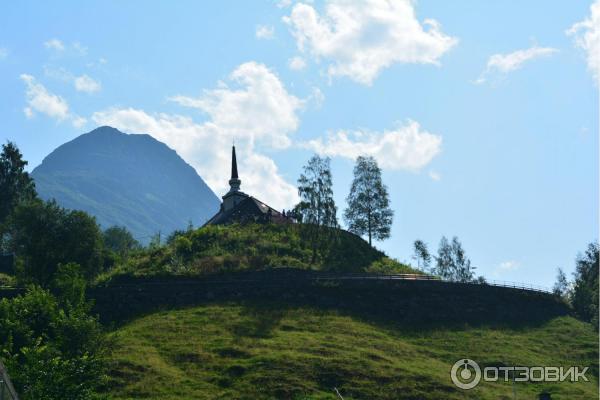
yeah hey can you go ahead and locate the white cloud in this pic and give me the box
[428,171,441,181]
[71,115,87,129]
[303,120,442,171]
[44,67,102,94]
[0,47,8,59]
[44,38,65,52]
[288,56,307,70]
[20,73,87,128]
[566,0,600,85]
[308,86,324,108]
[493,260,520,277]
[277,0,293,8]
[20,74,70,120]
[74,74,101,93]
[256,25,275,39]
[283,0,457,85]
[475,46,558,84]
[93,62,302,210]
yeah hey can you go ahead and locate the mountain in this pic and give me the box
[32,126,221,241]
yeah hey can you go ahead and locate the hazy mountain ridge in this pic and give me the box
[32,126,220,241]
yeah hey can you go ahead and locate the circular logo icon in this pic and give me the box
[451,359,481,390]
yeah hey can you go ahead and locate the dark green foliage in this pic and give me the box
[9,200,104,285]
[10,343,104,400]
[51,263,87,309]
[0,142,37,226]
[102,226,140,258]
[96,223,416,282]
[31,126,220,242]
[0,286,106,400]
[344,156,393,245]
[295,155,338,262]
[570,242,599,327]
[434,236,475,282]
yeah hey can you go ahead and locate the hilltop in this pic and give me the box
[96,223,416,284]
[32,126,220,241]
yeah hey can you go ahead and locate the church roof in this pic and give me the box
[204,195,288,225]
[202,145,293,226]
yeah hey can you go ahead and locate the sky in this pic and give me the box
[1,0,598,288]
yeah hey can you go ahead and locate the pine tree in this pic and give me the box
[344,156,393,245]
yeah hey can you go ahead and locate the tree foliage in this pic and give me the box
[344,156,393,245]
[8,200,104,285]
[570,242,599,327]
[103,225,140,258]
[552,267,569,299]
[0,142,37,226]
[0,285,106,400]
[413,240,431,271]
[434,236,475,282]
[295,155,338,262]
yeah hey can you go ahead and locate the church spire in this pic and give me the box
[231,145,238,179]
[228,145,241,192]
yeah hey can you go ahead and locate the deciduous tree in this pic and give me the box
[344,156,393,245]
[295,155,338,262]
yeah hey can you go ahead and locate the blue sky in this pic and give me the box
[1,0,598,287]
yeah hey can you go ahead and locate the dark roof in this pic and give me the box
[231,146,239,179]
[204,195,291,226]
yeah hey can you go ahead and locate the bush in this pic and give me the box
[366,257,416,275]
[0,286,106,400]
[9,200,104,285]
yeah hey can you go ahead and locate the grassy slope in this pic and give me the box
[106,304,598,400]
[97,224,417,283]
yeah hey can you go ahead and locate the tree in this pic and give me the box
[9,200,104,285]
[103,225,140,258]
[412,239,431,271]
[0,142,37,225]
[451,237,475,283]
[296,155,338,262]
[552,267,570,299]
[344,156,393,245]
[571,242,599,327]
[435,236,453,280]
[434,236,475,282]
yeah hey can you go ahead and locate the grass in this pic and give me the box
[105,304,598,400]
[96,224,419,284]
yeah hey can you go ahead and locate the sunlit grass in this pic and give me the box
[106,304,598,400]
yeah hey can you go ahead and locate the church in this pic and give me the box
[203,146,293,225]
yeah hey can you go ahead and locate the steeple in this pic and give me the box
[231,145,238,179]
[228,145,241,192]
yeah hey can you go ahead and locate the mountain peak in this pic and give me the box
[32,127,220,241]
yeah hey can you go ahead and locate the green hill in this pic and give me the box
[56,222,597,400]
[105,305,597,400]
[97,223,417,283]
